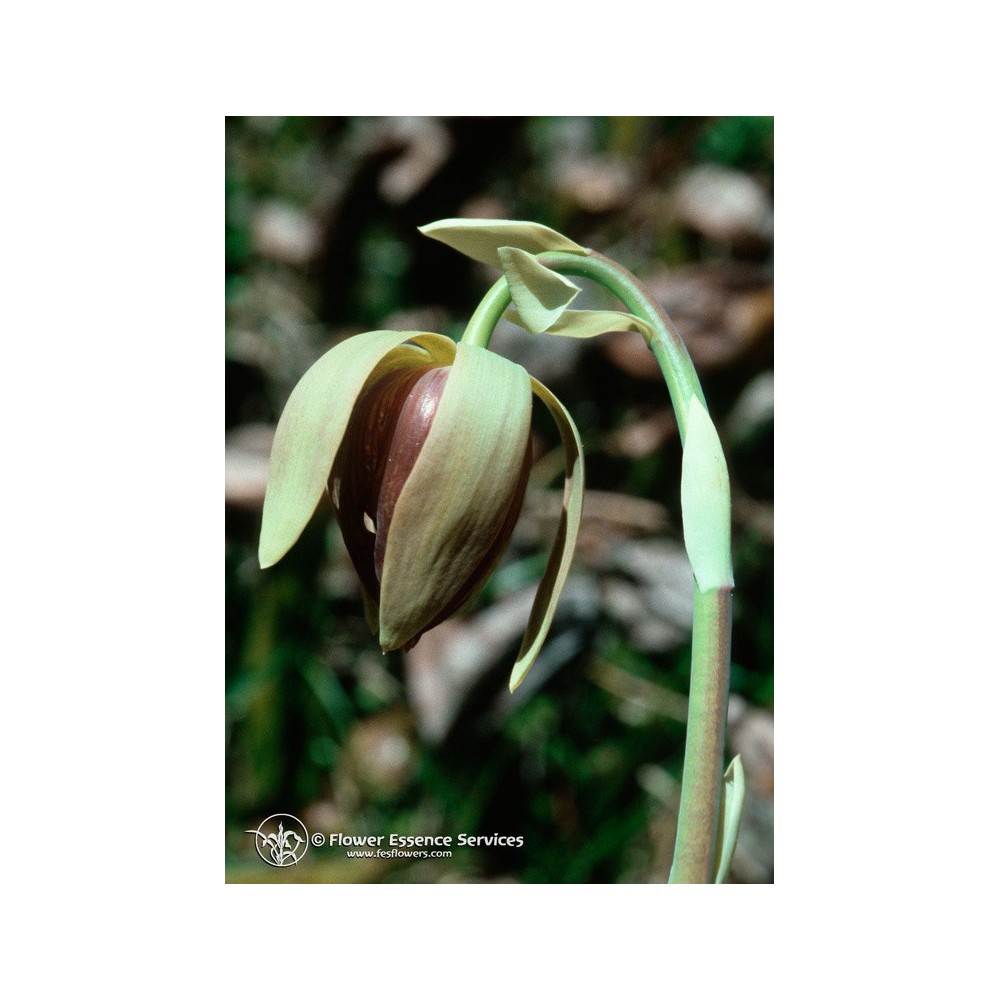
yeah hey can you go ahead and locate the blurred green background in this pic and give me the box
[225,116,773,883]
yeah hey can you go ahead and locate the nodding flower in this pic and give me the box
[259,330,583,690]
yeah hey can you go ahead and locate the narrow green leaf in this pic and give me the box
[506,306,653,342]
[713,756,746,883]
[680,395,733,591]
[418,218,589,267]
[509,378,585,691]
[497,247,580,333]
[259,331,456,569]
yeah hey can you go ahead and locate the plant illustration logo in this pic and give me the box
[245,813,309,868]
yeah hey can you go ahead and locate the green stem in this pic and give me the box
[461,278,511,349]
[461,248,733,883]
[670,585,732,882]
[537,250,706,442]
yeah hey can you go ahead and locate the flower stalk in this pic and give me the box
[458,240,735,884]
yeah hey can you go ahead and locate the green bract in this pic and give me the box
[259,331,583,690]
[713,756,746,884]
[496,246,580,333]
[680,395,734,592]
[505,306,654,342]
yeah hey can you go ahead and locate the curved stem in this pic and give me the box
[535,250,706,443]
[461,277,511,349]
[461,248,733,883]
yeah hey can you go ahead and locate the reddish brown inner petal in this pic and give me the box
[331,362,440,600]
[374,367,450,583]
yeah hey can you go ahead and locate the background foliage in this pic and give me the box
[225,116,773,883]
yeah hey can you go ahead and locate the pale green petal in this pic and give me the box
[509,378,585,692]
[418,218,589,267]
[713,756,746,883]
[506,306,654,342]
[259,331,456,569]
[379,343,533,650]
[497,247,580,333]
[680,395,734,591]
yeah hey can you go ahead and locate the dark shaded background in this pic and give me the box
[225,116,773,883]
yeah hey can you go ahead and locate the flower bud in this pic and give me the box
[331,360,532,651]
[259,330,583,689]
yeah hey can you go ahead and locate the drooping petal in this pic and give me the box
[497,247,581,333]
[509,378,585,692]
[410,437,532,635]
[259,331,456,569]
[680,395,733,592]
[378,343,533,651]
[418,218,589,268]
[505,306,653,342]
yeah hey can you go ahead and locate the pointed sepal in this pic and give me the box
[418,218,589,268]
